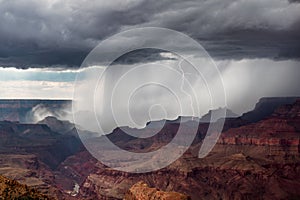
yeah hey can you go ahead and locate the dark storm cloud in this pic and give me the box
[113,49,176,65]
[200,28,300,60]
[0,0,299,68]
[289,0,300,3]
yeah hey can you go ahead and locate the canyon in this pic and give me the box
[0,97,299,199]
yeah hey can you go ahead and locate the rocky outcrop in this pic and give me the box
[218,100,300,147]
[200,108,238,122]
[0,120,84,199]
[0,174,53,199]
[0,121,83,169]
[241,97,298,123]
[38,116,75,134]
[124,181,190,200]
[78,149,300,200]
[1,97,300,200]
[77,99,300,200]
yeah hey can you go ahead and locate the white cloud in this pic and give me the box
[0,80,73,99]
[218,59,300,114]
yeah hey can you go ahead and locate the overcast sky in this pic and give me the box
[1,0,300,128]
[0,0,299,68]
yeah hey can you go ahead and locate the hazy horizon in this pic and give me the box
[0,0,299,131]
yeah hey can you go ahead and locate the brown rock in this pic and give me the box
[0,174,54,199]
[124,181,190,200]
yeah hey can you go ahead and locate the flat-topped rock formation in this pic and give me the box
[124,181,191,200]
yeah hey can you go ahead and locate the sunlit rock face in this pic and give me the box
[0,175,52,200]
[124,181,191,200]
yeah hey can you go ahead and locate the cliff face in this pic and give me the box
[218,99,300,154]
[0,121,83,169]
[0,174,53,200]
[124,181,190,200]
[1,98,300,200]
[241,97,299,122]
[77,99,300,200]
[78,151,300,200]
[0,120,84,199]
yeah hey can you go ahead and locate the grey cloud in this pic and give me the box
[289,0,300,3]
[113,49,176,65]
[0,0,299,68]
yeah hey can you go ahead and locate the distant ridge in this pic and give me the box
[0,99,71,122]
[241,97,299,123]
[1,97,299,125]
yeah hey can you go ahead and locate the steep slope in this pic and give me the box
[0,121,83,169]
[38,116,75,134]
[77,99,300,200]
[241,97,298,122]
[218,99,300,159]
[0,120,84,199]
[1,97,300,199]
[0,174,53,199]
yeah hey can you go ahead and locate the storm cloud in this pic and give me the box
[0,0,299,68]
